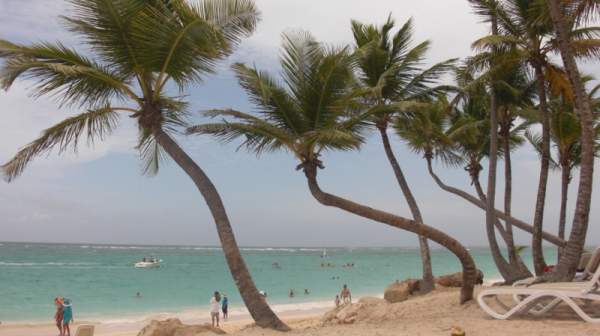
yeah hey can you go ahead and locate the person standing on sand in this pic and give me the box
[335,295,340,307]
[62,299,73,336]
[221,294,229,320]
[340,284,352,304]
[54,297,64,336]
[209,291,221,327]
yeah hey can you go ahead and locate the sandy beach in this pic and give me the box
[3,287,599,336]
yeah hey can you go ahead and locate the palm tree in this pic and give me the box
[445,66,532,282]
[546,0,598,280]
[350,16,454,292]
[188,32,478,303]
[0,0,288,330]
[527,87,600,261]
[470,0,600,275]
[420,66,566,250]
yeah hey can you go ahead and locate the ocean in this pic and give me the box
[0,242,557,323]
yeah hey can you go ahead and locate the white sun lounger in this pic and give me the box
[478,254,600,323]
[509,247,600,311]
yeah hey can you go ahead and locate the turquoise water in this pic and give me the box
[0,242,557,322]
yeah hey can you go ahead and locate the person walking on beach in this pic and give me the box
[209,291,221,327]
[54,297,64,336]
[221,294,229,321]
[335,295,341,307]
[340,284,352,304]
[62,299,73,336]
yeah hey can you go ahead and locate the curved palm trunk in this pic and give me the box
[501,127,531,277]
[486,83,513,284]
[471,173,510,243]
[153,129,289,331]
[501,126,518,264]
[302,162,477,303]
[557,164,570,262]
[427,158,566,247]
[378,126,434,293]
[465,162,516,282]
[531,63,550,275]
[547,0,594,281]
[471,167,532,282]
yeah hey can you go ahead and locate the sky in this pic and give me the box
[0,0,599,248]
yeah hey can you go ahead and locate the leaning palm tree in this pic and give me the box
[546,0,599,280]
[526,88,600,261]
[469,0,600,275]
[350,16,455,292]
[188,32,478,303]
[445,66,533,282]
[420,69,566,250]
[0,0,288,329]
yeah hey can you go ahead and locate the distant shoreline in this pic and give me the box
[0,241,541,250]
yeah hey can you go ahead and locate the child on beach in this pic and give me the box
[335,295,340,307]
[62,299,73,336]
[209,291,221,327]
[54,297,64,336]
[221,294,229,320]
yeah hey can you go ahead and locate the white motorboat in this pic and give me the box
[134,257,162,268]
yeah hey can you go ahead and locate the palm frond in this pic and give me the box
[2,106,120,181]
[0,40,135,107]
[136,130,167,176]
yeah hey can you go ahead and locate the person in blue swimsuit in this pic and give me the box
[62,299,74,336]
[221,294,229,320]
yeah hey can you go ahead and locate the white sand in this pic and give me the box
[2,287,599,336]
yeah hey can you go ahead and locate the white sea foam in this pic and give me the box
[0,261,98,267]
[86,298,341,326]
[241,247,298,252]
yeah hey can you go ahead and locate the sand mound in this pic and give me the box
[322,296,404,325]
[137,318,226,336]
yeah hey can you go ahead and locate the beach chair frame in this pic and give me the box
[477,259,600,323]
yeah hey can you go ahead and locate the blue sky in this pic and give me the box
[0,0,599,247]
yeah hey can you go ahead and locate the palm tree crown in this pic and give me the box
[188,32,368,164]
[0,0,259,180]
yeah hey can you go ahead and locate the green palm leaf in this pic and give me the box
[2,106,119,181]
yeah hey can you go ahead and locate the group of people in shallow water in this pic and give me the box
[209,291,229,327]
[54,297,74,336]
[320,262,355,268]
[288,288,310,298]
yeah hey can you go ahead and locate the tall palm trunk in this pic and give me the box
[471,163,532,281]
[501,124,529,277]
[302,161,477,303]
[153,129,289,331]
[557,164,570,261]
[485,73,512,284]
[378,125,434,293]
[467,163,528,283]
[547,0,594,280]
[426,160,565,247]
[531,62,550,275]
[501,125,517,263]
